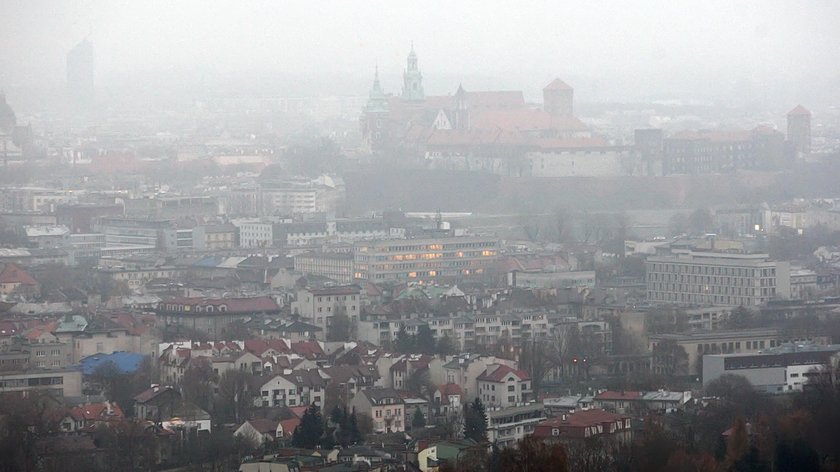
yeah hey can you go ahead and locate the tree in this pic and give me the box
[652,339,689,376]
[727,306,754,329]
[726,417,750,467]
[464,398,487,442]
[181,357,216,413]
[689,208,714,235]
[437,334,457,356]
[216,369,252,424]
[412,408,426,429]
[518,338,554,397]
[405,368,435,399]
[395,325,415,353]
[328,307,352,342]
[292,404,325,449]
[499,437,569,472]
[416,325,437,355]
[90,360,151,417]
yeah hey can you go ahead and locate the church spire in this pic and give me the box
[401,43,424,101]
[364,66,388,113]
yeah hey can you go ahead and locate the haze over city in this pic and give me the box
[1,2,840,472]
[2,0,839,105]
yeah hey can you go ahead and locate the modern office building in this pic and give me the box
[353,236,499,282]
[703,344,840,393]
[646,250,790,307]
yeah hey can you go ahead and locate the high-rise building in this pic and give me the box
[67,39,94,109]
[786,105,811,157]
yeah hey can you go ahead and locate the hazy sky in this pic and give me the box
[1,0,838,101]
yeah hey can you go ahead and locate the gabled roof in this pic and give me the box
[362,387,404,405]
[68,402,125,422]
[543,78,573,91]
[436,383,464,404]
[477,364,530,382]
[0,263,38,286]
[134,386,180,404]
[246,418,279,434]
[787,105,810,116]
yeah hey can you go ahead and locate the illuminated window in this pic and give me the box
[408,272,417,278]
[429,271,437,277]
[456,251,464,257]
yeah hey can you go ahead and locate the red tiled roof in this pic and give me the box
[787,105,810,116]
[246,418,279,434]
[544,78,573,91]
[290,340,324,359]
[245,339,290,356]
[477,364,530,382]
[0,263,38,286]
[288,405,308,419]
[534,408,629,439]
[438,383,464,397]
[279,418,301,437]
[69,402,125,422]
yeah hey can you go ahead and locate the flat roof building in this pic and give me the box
[646,250,790,307]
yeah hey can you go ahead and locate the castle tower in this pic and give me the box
[401,43,425,102]
[453,84,469,130]
[543,78,574,117]
[786,105,811,156]
[67,38,94,110]
[361,67,390,151]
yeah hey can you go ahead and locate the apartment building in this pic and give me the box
[485,403,546,448]
[646,250,790,307]
[476,364,532,408]
[290,285,364,338]
[353,236,500,282]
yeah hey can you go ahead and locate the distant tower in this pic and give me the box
[401,43,425,102]
[0,91,16,133]
[67,39,94,109]
[543,78,574,117]
[453,84,469,130]
[786,105,811,156]
[361,67,390,151]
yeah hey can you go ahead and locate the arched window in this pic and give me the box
[206,305,215,313]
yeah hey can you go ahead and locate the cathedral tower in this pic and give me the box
[361,67,390,151]
[543,78,574,117]
[401,43,425,102]
[786,105,811,157]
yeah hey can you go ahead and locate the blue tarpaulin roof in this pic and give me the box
[79,351,145,375]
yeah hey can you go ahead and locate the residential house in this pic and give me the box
[476,364,532,408]
[134,385,182,422]
[350,387,405,433]
[0,263,40,297]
